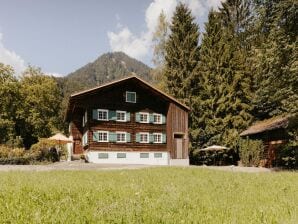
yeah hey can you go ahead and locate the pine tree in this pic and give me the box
[192,1,254,148]
[253,0,298,118]
[163,3,200,105]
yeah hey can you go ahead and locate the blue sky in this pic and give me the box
[0,0,222,76]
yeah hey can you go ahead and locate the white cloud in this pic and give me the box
[46,72,65,77]
[107,0,223,61]
[0,33,26,76]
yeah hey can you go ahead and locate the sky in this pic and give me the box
[0,0,223,77]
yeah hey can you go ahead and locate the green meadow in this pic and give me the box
[0,168,297,224]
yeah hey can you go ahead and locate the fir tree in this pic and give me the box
[192,1,254,148]
[163,3,200,105]
[253,0,298,118]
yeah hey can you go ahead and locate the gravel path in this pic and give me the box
[197,165,273,173]
[0,161,276,173]
[0,161,151,171]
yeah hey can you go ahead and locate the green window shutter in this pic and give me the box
[162,133,167,143]
[161,115,166,124]
[92,131,99,142]
[108,110,116,120]
[135,113,140,122]
[149,133,154,143]
[149,114,154,123]
[92,109,98,120]
[126,133,131,142]
[109,132,117,142]
[126,112,131,122]
[135,133,140,143]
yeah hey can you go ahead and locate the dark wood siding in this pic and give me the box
[167,103,189,159]
[69,78,189,158]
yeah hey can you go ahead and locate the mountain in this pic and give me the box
[59,52,152,97]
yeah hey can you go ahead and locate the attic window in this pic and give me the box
[126,91,136,103]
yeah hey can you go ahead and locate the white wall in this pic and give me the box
[169,159,189,166]
[87,151,169,165]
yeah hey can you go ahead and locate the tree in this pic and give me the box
[152,11,169,68]
[163,3,200,105]
[151,11,169,90]
[192,1,254,148]
[0,63,20,145]
[18,66,63,148]
[253,0,298,118]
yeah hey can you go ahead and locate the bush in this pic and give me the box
[238,138,264,167]
[191,148,238,166]
[0,145,37,164]
[30,139,66,162]
[276,143,298,169]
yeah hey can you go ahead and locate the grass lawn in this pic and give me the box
[0,167,297,223]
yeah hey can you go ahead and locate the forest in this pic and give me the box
[0,0,297,163]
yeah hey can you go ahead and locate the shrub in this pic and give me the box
[276,143,298,169]
[191,148,238,166]
[238,138,264,167]
[0,145,37,164]
[30,139,66,162]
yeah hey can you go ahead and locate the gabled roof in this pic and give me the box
[240,115,294,136]
[65,75,189,121]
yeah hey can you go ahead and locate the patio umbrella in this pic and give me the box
[48,133,73,144]
[199,145,229,152]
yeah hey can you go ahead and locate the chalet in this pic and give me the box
[240,115,297,167]
[65,76,190,165]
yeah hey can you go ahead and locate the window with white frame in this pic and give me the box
[98,109,108,121]
[140,132,149,143]
[140,112,149,123]
[82,131,88,146]
[126,91,136,103]
[153,133,162,143]
[153,113,162,124]
[98,131,108,142]
[116,111,126,122]
[116,132,126,143]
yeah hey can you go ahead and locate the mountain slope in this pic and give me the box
[60,52,152,97]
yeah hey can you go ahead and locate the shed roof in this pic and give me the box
[240,116,292,136]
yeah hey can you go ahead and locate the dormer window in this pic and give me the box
[126,91,136,103]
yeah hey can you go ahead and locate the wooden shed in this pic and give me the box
[240,115,297,167]
[65,75,190,165]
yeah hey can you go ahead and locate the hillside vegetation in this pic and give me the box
[0,168,297,223]
[58,52,152,98]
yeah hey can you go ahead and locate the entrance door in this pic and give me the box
[174,134,184,159]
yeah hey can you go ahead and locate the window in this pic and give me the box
[98,109,108,121]
[153,133,162,143]
[98,131,108,142]
[82,131,88,146]
[116,111,126,122]
[140,153,149,158]
[140,132,149,143]
[140,112,149,123]
[98,153,108,159]
[126,91,136,103]
[116,132,126,143]
[117,153,126,158]
[154,153,162,158]
[153,113,162,124]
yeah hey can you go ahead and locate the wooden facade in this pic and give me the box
[65,76,190,164]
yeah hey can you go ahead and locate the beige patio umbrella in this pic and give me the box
[199,145,229,152]
[48,133,73,144]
